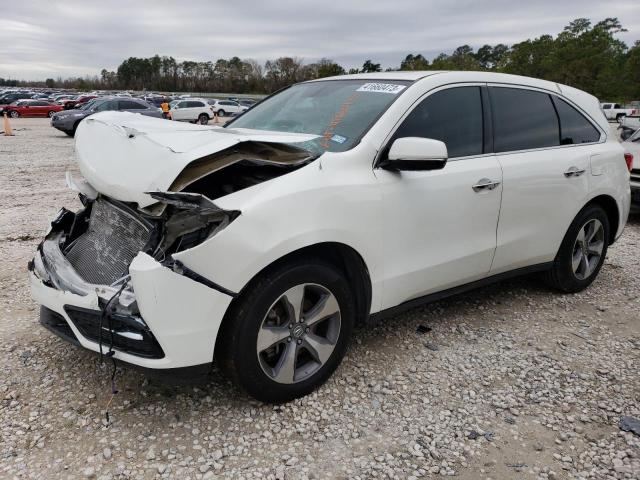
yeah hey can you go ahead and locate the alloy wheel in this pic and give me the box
[571,218,604,280]
[257,283,341,384]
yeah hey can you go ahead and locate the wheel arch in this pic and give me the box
[584,194,619,245]
[217,242,372,344]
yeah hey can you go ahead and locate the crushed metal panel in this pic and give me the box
[168,141,316,193]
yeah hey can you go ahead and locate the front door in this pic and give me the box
[377,85,502,309]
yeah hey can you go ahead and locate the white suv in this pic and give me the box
[29,72,631,402]
[169,99,215,124]
[208,99,247,117]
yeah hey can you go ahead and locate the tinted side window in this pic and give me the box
[602,104,611,109]
[186,101,204,108]
[491,87,559,152]
[552,97,600,144]
[393,86,484,158]
[94,101,116,112]
[119,100,146,110]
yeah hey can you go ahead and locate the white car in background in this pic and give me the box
[601,102,638,122]
[29,72,630,402]
[621,128,640,210]
[170,99,215,124]
[208,99,247,117]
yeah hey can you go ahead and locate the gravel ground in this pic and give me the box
[1,118,639,480]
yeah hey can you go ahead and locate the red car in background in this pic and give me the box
[60,95,97,110]
[0,99,64,118]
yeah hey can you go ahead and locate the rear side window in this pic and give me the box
[187,101,204,108]
[491,87,559,152]
[552,97,600,144]
[119,100,146,110]
[393,86,484,158]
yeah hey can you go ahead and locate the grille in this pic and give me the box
[65,198,153,284]
[40,306,79,346]
[64,306,164,359]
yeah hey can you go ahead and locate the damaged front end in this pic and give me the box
[30,190,239,360]
[30,111,320,366]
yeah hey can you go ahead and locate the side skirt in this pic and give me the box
[368,262,553,323]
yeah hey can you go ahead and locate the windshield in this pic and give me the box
[227,79,411,153]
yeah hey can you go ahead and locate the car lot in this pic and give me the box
[1,118,639,479]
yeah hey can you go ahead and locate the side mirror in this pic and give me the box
[380,137,448,171]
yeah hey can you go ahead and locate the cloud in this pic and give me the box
[0,0,638,80]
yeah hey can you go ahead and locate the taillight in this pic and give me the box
[624,152,633,172]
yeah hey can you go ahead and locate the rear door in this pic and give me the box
[489,86,596,273]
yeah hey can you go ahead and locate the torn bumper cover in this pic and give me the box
[29,202,235,371]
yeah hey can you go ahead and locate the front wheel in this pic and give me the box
[216,259,355,403]
[47,110,56,118]
[544,205,609,293]
[9,110,19,118]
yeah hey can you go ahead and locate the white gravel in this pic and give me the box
[1,118,639,480]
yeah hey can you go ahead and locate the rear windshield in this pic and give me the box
[227,79,411,153]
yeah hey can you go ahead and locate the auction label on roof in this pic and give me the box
[356,83,406,94]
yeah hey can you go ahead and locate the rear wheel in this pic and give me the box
[197,113,209,125]
[544,205,609,293]
[9,110,19,118]
[216,259,355,403]
[616,113,625,123]
[217,109,226,118]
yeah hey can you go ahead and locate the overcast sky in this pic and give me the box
[1,0,639,80]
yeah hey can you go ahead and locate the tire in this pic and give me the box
[217,109,226,118]
[9,110,19,118]
[198,113,209,125]
[47,111,55,118]
[616,113,625,123]
[216,258,356,403]
[544,204,609,293]
[69,121,80,138]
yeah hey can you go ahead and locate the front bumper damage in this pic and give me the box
[29,202,235,373]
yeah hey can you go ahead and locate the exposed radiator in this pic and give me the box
[65,198,153,285]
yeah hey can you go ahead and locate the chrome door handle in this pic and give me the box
[472,178,501,192]
[564,166,586,177]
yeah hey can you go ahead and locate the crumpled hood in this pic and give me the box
[74,111,318,208]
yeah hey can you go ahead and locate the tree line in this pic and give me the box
[2,18,638,101]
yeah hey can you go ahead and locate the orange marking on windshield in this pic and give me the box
[320,93,359,149]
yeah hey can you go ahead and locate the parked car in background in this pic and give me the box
[60,95,97,110]
[30,72,630,402]
[619,114,640,134]
[169,99,215,124]
[0,92,35,104]
[0,99,64,118]
[239,99,257,108]
[621,129,640,210]
[51,97,162,136]
[209,99,247,117]
[600,102,637,122]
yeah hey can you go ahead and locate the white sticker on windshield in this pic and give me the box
[356,83,406,94]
